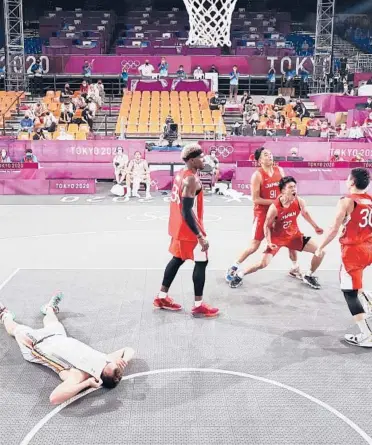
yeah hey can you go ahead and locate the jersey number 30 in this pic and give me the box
[359,208,372,228]
[170,184,180,204]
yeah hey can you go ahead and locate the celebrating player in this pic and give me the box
[229,176,325,289]
[154,143,219,317]
[226,147,302,282]
[316,168,372,347]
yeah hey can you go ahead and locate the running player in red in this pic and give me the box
[226,147,301,282]
[229,176,325,289]
[153,143,219,317]
[316,168,372,347]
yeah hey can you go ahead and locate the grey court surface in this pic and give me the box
[1,194,372,445]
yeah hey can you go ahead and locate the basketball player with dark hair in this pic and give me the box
[154,143,219,317]
[226,147,302,282]
[229,176,325,289]
[316,168,372,347]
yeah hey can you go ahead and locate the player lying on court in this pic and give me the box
[316,168,372,347]
[0,293,135,404]
[154,143,219,317]
[229,176,325,289]
[226,147,302,284]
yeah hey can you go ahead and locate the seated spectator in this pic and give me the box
[329,149,344,162]
[82,106,94,131]
[86,98,97,118]
[127,151,151,199]
[60,101,75,124]
[349,120,364,139]
[284,68,295,88]
[265,116,276,129]
[82,60,92,78]
[205,149,220,181]
[20,113,34,133]
[32,128,46,140]
[158,57,169,77]
[240,91,251,109]
[113,147,129,185]
[43,112,57,133]
[80,80,89,98]
[209,64,219,74]
[274,93,286,110]
[73,94,86,110]
[306,113,320,130]
[87,83,101,108]
[209,92,225,114]
[1,149,11,163]
[246,106,260,128]
[176,65,186,79]
[22,148,38,163]
[284,101,297,119]
[193,66,204,80]
[364,97,372,109]
[277,114,288,129]
[294,99,308,120]
[96,80,105,104]
[363,112,372,127]
[61,83,73,98]
[138,60,154,77]
[336,123,349,138]
[320,120,330,138]
[56,127,74,140]
[287,121,298,135]
[121,67,129,94]
[270,106,281,120]
[289,147,300,158]
[351,152,365,162]
[258,97,270,116]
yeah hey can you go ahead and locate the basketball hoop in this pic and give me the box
[184,0,237,47]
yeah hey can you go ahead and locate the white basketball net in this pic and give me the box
[184,0,237,47]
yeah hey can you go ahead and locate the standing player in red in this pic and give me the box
[153,143,219,317]
[229,176,325,289]
[226,147,301,282]
[316,168,372,347]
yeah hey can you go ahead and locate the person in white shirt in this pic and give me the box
[0,295,134,405]
[127,151,151,199]
[193,66,204,80]
[349,120,364,139]
[138,60,155,77]
[56,127,74,140]
[113,147,129,185]
[44,112,58,133]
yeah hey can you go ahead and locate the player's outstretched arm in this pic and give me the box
[298,197,323,234]
[264,204,278,249]
[316,198,351,254]
[251,171,275,206]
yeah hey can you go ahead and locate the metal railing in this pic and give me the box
[1,91,24,135]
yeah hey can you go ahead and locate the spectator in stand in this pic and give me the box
[204,149,220,181]
[284,68,295,88]
[193,65,204,80]
[364,97,372,109]
[96,80,105,105]
[82,60,92,79]
[258,97,270,116]
[86,98,97,118]
[367,76,372,85]
[209,64,219,74]
[30,58,44,95]
[351,152,365,162]
[329,149,344,162]
[277,114,288,130]
[60,100,74,124]
[121,67,129,94]
[363,112,372,127]
[320,120,330,138]
[286,121,297,136]
[306,112,320,130]
[20,113,34,133]
[127,151,151,199]
[349,120,364,139]
[270,106,281,121]
[22,148,38,163]
[32,128,46,141]
[336,122,349,138]
[209,92,225,115]
[43,111,57,133]
[176,65,186,79]
[274,93,286,110]
[61,83,73,98]
[138,60,154,78]
[56,127,74,141]
[294,99,308,120]
[284,100,297,119]
[0,149,11,163]
[289,147,302,159]
[80,80,89,98]
[82,105,94,131]
[158,57,169,77]
[73,94,86,110]
[229,65,240,103]
[265,115,276,130]
[267,68,276,95]
[240,91,251,109]
[242,98,254,124]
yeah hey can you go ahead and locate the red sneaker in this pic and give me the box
[153,296,182,311]
[191,302,219,318]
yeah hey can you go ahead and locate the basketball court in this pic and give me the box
[1,193,372,445]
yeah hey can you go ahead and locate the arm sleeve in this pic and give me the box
[181,197,201,237]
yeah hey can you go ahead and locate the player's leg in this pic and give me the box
[300,238,325,289]
[229,252,274,288]
[191,261,219,317]
[144,174,151,199]
[154,241,184,311]
[0,303,18,337]
[288,249,303,280]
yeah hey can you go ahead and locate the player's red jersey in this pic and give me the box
[168,168,205,241]
[340,194,372,245]
[271,197,302,241]
[254,166,282,216]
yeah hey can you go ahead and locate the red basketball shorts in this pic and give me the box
[340,242,372,290]
[264,234,310,257]
[169,238,208,261]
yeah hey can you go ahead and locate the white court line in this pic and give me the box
[19,368,372,445]
[19,267,341,271]
[0,268,19,292]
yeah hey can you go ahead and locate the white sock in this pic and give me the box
[158,291,167,299]
[357,319,371,337]
[237,270,244,279]
[291,261,298,269]
[306,270,313,277]
[231,261,240,269]
[194,300,202,307]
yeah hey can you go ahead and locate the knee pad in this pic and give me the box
[343,289,364,316]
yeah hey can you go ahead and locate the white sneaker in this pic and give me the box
[288,267,303,280]
[133,192,141,198]
[0,303,15,323]
[40,292,64,315]
[344,332,372,347]
[145,193,152,199]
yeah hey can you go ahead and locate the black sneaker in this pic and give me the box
[229,275,243,289]
[303,275,321,289]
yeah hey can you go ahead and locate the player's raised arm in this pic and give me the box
[264,204,278,249]
[251,171,275,206]
[298,197,323,234]
[316,198,351,255]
